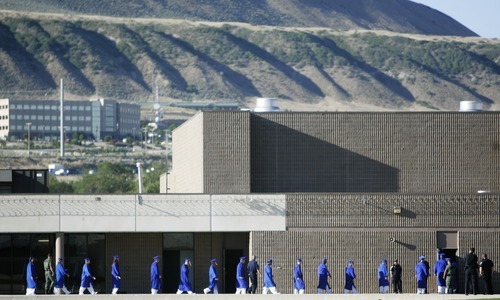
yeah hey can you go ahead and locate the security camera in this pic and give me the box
[389,237,396,243]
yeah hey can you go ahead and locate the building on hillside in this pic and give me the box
[1,98,140,141]
[1,111,500,295]
[169,102,240,111]
[0,98,9,139]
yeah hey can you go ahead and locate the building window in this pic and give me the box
[65,234,105,293]
[0,234,54,294]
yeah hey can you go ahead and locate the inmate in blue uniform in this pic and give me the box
[264,263,276,287]
[112,259,121,289]
[236,259,248,289]
[434,254,447,289]
[26,260,37,289]
[178,261,193,292]
[208,263,218,290]
[151,257,161,291]
[317,258,331,290]
[81,263,94,288]
[345,263,356,290]
[294,261,305,291]
[416,260,429,289]
[55,262,67,288]
[378,261,390,286]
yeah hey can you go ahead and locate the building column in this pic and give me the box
[55,232,64,260]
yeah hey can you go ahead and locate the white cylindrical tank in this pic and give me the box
[254,98,281,112]
[459,101,483,112]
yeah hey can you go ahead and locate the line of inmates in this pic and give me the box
[25,248,494,295]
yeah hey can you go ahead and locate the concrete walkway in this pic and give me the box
[0,294,499,299]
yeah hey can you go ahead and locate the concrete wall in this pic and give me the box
[0,194,286,232]
[250,112,500,194]
[170,112,204,193]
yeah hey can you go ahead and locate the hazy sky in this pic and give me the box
[411,0,499,38]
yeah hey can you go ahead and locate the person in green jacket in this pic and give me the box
[443,258,456,294]
[43,253,55,294]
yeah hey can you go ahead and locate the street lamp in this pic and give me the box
[26,122,32,156]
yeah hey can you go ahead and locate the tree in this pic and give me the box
[143,162,166,193]
[48,176,75,193]
[73,162,136,193]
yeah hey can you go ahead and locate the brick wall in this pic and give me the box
[286,193,500,228]
[250,112,500,193]
[203,111,251,193]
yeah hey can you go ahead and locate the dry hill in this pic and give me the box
[0,0,478,36]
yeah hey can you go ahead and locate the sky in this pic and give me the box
[411,0,499,38]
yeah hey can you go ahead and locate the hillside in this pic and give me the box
[0,12,498,111]
[0,0,478,37]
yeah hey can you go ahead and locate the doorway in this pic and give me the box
[223,249,243,293]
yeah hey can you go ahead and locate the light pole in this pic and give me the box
[26,122,32,156]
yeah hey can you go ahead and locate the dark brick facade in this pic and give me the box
[250,112,500,194]
[203,112,251,193]
[251,193,500,294]
[178,111,500,194]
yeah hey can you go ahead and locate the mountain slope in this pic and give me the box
[0,14,498,111]
[0,0,477,36]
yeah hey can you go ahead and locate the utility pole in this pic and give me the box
[60,78,65,158]
[26,122,32,156]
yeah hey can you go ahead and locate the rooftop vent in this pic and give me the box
[254,98,281,112]
[459,101,483,112]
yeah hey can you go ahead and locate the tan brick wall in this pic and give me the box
[170,112,204,193]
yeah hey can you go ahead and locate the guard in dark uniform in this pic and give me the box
[479,253,494,295]
[464,247,479,295]
[390,259,402,294]
[247,255,260,294]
